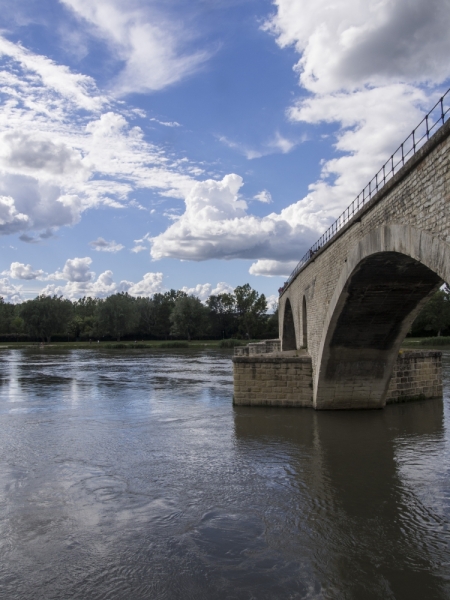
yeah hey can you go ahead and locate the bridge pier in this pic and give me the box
[233,345,442,409]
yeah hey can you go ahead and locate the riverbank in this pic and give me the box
[402,336,450,347]
[0,339,258,350]
[0,336,448,350]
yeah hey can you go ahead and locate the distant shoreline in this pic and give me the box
[0,337,448,351]
[0,339,259,350]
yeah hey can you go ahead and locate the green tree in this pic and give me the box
[69,297,102,339]
[73,296,101,319]
[206,293,237,338]
[97,292,137,341]
[20,295,73,342]
[67,315,90,340]
[10,316,25,336]
[411,285,450,336]
[0,298,16,333]
[151,290,187,339]
[170,295,209,340]
[234,284,267,339]
[135,296,156,336]
[265,306,279,338]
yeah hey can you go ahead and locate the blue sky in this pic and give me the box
[0,0,448,304]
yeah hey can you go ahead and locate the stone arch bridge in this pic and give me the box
[277,109,450,409]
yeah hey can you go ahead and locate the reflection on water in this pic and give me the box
[0,348,449,599]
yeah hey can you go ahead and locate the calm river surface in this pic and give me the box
[0,348,449,600]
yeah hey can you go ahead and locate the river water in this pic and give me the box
[0,348,449,600]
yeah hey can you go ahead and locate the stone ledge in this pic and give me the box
[397,350,442,359]
[233,355,312,364]
[386,393,442,405]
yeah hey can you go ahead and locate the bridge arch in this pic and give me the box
[282,297,297,351]
[314,225,450,409]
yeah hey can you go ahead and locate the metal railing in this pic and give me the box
[280,87,450,296]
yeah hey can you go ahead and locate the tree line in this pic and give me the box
[0,284,278,342]
[0,282,446,344]
[409,284,450,337]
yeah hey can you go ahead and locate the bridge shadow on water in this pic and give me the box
[233,397,449,599]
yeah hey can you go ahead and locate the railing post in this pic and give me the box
[441,97,445,124]
[383,164,385,185]
[401,143,404,166]
[426,115,429,140]
[412,129,416,153]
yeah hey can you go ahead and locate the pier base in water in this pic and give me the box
[232,342,442,408]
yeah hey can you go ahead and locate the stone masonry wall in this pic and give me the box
[279,120,450,372]
[385,350,442,403]
[233,350,442,407]
[233,355,313,407]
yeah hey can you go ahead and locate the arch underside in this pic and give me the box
[316,251,442,409]
[282,298,297,351]
[302,296,308,348]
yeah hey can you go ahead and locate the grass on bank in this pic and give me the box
[0,336,448,350]
[402,336,450,347]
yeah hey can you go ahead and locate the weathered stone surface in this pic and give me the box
[234,339,281,357]
[232,353,313,407]
[385,350,442,403]
[279,117,450,409]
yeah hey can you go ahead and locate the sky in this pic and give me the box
[0,0,449,305]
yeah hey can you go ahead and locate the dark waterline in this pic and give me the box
[0,348,449,600]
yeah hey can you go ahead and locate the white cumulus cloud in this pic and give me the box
[41,269,164,300]
[126,272,164,296]
[249,259,298,278]
[2,262,46,280]
[49,257,95,283]
[150,118,181,128]
[89,237,124,253]
[180,282,235,302]
[263,0,450,94]
[0,195,29,235]
[253,190,272,204]
[150,174,332,263]
[0,277,23,303]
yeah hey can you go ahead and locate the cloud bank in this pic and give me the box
[150,174,331,263]
[1,259,237,305]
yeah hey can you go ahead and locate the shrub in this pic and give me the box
[219,339,246,348]
[103,343,128,349]
[403,336,450,347]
